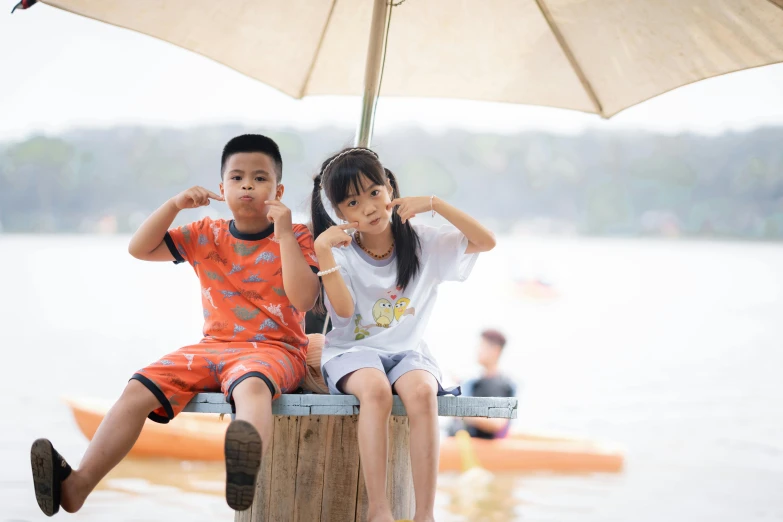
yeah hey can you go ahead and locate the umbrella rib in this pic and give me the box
[300,0,339,98]
[533,0,605,117]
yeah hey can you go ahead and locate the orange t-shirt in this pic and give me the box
[165,217,318,357]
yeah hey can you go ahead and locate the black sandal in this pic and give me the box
[224,420,262,511]
[30,438,72,517]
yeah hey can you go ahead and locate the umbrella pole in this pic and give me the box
[355,0,393,147]
[321,0,391,337]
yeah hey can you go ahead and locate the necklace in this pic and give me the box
[354,233,394,260]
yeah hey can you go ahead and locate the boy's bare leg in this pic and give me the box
[224,377,273,511]
[60,379,161,512]
[394,370,440,522]
[231,377,274,454]
[343,369,395,522]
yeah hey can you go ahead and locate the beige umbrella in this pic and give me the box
[14,0,783,146]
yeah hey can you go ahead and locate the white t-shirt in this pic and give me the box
[322,223,479,366]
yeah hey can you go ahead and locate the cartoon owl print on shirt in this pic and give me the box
[394,297,415,321]
[371,298,394,328]
[365,295,416,333]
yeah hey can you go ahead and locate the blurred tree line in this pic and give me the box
[1,124,782,239]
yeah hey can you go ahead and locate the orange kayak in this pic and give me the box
[438,432,624,473]
[65,397,230,462]
[65,397,623,473]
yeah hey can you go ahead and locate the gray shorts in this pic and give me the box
[321,349,460,396]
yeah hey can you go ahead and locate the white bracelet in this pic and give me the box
[317,265,341,277]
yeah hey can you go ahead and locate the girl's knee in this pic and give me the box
[402,382,438,413]
[357,380,393,410]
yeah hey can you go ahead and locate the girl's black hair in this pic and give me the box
[311,148,421,314]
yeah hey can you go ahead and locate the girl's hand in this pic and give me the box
[171,186,224,210]
[315,222,359,250]
[387,196,432,224]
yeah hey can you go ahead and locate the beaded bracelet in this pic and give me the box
[317,265,341,277]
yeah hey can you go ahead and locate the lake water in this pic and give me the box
[1,234,782,521]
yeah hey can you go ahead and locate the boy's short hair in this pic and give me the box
[481,329,507,350]
[221,134,283,182]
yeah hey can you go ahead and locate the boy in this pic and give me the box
[30,134,320,515]
[449,329,517,439]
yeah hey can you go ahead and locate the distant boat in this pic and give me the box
[514,277,560,301]
[439,431,623,473]
[65,396,228,462]
[65,396,623,474]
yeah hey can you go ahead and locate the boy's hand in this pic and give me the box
[172,186,224,210]
[387,196,431,224]
[265,200,294,238]
[315,222,359,250]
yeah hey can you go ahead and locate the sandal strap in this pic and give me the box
[52,447,73,481]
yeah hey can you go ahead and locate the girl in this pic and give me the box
[310,147,495,522]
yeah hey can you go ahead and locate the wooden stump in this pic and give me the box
[184,394,518,522]
[235,414,413,522]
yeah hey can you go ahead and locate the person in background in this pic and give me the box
[449,329,517,439]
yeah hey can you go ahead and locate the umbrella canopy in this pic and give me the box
[14,0,783,145]
[28,0,783,115]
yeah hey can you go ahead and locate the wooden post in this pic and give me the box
[321,416,361,521]
[185,394,518,522]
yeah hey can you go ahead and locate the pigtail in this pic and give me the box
[310,169,337,316]
[386,168,421,291]
[310,172,336,241]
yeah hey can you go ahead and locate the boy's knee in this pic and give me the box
[231,375,274,403]
[122,379,164,411]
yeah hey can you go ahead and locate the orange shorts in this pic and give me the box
[132,342,306,424]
